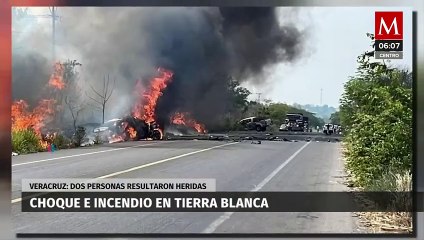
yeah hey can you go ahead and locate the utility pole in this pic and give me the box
[16,8,60,61]
[253,92,262,103]
[49,6,57,62]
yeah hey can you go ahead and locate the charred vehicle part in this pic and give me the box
[93,117,163,143]
[121,116,163,141]
[239,117,271,132]
[93,119,124,143]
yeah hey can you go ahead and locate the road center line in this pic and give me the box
[11,141,239,204]
[202,141,311,234]
[96,142,239,179]
[12,141,169,167]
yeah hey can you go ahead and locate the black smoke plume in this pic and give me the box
[12,7,306,129]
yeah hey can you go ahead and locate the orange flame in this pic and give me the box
[109,134,125,144]
[48,62,65,90]
[132,68,174,122]
[171,112,206,133]
[127,127,137,140]
[12,99,56,134]
[12,62,65,150]
[12,99,57,148]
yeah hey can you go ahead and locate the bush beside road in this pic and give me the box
[340,51,412,188]
[339,35,413,233]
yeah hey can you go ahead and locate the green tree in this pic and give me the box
[227,78,251,112]
[339,34,412,187]
[329,111,341,125]
[210,78,251,132]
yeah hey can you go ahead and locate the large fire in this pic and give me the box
[127,127,137,139]
[48,62,65,90]
[132,68,174,122]
[12,61,64,150]
[11,99,56,134]
[12,61,207,150]
[130,68,207,135]
[171,112,206,133]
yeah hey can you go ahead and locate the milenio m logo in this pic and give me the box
[374,11,404,59]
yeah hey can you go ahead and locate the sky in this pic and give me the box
[244,7,413,107]
[17,7,413,108]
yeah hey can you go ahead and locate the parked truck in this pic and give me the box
[279,113,306,132]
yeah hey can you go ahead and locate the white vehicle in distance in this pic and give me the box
[323,123,334,135]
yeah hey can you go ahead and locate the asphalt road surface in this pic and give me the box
[12,139,361,234]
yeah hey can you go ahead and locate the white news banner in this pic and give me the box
[22,178,216,192]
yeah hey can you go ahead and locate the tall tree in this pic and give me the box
[64,96,85,132]
[329,111,340,125]
[51,60,82,128]
[86,74,116,124]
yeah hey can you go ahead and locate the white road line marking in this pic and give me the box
[11,141,238,204]
[96,142,238,179]
[12,142,167,167]
[202,141,311,234]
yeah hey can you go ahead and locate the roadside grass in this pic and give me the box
[12,129,43,154]
[12,128,96,155]
[342,145,412,233]
[52,134,72,149]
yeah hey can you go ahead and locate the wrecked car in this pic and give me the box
[93,116,163,143]
[93,118,124,142]
[239,117,271,132]
[121,116,163,141]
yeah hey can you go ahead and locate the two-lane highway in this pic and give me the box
[12,139,360,234]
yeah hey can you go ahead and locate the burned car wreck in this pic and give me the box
[93,116,163,143]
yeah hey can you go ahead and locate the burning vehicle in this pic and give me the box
[121,116,163,141]
[90,68,206,143]
[93,117,164,143]
[91,112,206,144]
[93,119,124,143]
